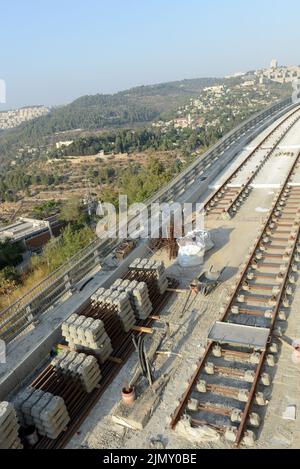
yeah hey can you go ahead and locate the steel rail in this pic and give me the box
[220,150,300,323]
[235,218,300,446]
[169,342,213,429]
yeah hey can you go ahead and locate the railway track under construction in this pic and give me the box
[28,115,300,450]
[170,148,300,447]
[204,105,300,219]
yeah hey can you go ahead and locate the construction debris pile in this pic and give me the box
[129,259,168,295]
[0,402,23,449]
[62,314,113,363]
[51,350,102,393]
[13,388,70,440]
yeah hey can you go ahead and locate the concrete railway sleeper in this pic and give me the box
[202,363,272,385]
[187,399,261,428]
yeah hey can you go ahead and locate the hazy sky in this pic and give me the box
[1,0,299,109]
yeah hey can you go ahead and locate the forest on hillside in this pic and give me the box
[0,78,220,163]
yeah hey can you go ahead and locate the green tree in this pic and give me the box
[0,240,25,269]
[60,196,83,223]
[0,266,21,285]
[43,224,96,272]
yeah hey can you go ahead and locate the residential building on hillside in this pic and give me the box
[0,217,63,253]
[0,106,49,129]
[255,62,300,84]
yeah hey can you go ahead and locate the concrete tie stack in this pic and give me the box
[130,258,169,295]
[13,388,70,440]
[51,350,101,393]
[93,288,136,332]
[0,402,23,449]
[112,279,153,320]
[61,314,113,364]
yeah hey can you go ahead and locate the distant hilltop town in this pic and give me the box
[226,60,300,85]
[0,105,50,130]
[256,59,300,84]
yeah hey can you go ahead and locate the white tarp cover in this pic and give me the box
[177,230,214,268]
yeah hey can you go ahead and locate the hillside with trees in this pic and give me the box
[0,78,221,164]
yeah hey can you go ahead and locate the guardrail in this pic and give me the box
[0,96,294,343]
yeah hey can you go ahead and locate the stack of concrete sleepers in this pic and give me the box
[111,279,153,320]
[13,388,70,440]
[0,402,23,449]
[61,314,113,364]
[51,350,101,393]
[93,288,136,332]
[129,258,169,295]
